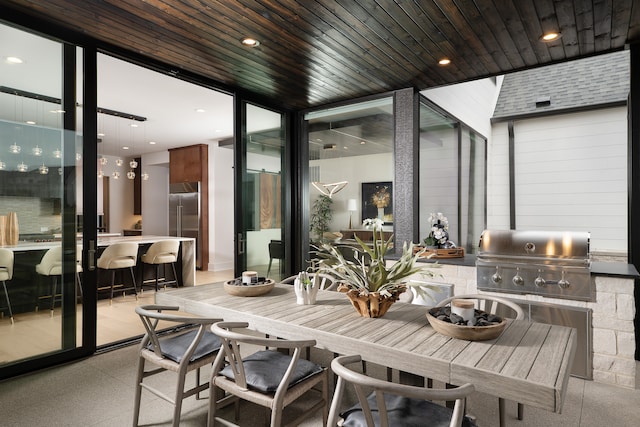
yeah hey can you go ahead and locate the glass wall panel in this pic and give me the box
[419,99,486,254]
[0,22,82,366]
[305,97,394,250]
[243,103,285,281]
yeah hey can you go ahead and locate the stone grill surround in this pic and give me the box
[407,263,637,389]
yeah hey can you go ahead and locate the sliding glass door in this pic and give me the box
[235,102,287,281]
[0,22,92,378]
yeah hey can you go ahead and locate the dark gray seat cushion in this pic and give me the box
[340,393,477,427]
[219,350,323,393]
[149,329,221,363]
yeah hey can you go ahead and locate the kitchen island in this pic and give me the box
[0,235,196,315]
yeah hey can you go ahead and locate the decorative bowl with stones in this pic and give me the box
[426,306,507,341]
[223,278,275,297]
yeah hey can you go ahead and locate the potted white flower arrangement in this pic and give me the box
[423,212,449,248]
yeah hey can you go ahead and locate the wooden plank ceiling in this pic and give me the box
[2,0,639,110]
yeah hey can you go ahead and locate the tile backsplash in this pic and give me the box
[0,196,61,234]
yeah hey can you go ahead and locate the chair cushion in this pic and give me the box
[340,393,477,427]
[219,350,323,393]
[149,329,221,363]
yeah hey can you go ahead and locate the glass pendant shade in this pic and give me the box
[0,160,5,170]
[53,149,62,158]
[32,145,42,156]
[127,170,136,179]
[142,172,150,181]
[129,159,138,168]
[112,171,120,179]
[9,143,21,154]
[116,158,123,167]
[17,161,28,172]
[38,164,49,174]
[99,156,107,165]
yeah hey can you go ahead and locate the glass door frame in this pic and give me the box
[0,29,97,380]
[234,98,291,278]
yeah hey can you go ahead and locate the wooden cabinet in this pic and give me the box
[168,144,209,270]
[169,145,208,183]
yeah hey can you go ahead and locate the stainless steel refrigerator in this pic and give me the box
[169,182,202,269]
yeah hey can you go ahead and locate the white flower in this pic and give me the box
[363,218,384,230]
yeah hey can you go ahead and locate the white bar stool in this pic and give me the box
[140,240,180,291]
[97,242,139,303]
[0,248,15,323]
[35,245,83,315]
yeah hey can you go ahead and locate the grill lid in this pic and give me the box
[478,230,590,263]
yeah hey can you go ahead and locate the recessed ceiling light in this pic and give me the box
[49,109,65,113]
[130,123,138,128]
[5,56,23,64]
[541,32,562,42]
[149,141,157,145]
[25,120,36,125]
[241,37,260,47]
[215,129,222,132]
[360,141,366,145]
[122,146,130,150]
[438,58,451,66]
[195,108,206,113]
[97,133,105,137]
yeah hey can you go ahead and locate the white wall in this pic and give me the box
[310,152,394,233]
[99,154,137,233]
[210,144,235,271]
[421,77,502,139]
[140,150,169,235]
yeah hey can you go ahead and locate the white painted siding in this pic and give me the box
[511,108,627,252]
[487,122,511,230]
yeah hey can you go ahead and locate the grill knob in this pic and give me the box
[535,270,546,287]
[491,266,502,284]
[512,268,524,286]
[558,271,570,289]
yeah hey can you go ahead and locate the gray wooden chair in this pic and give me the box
[436,294,525,427]
[328,354,477,427]
[133,305,223,427]
[208,321,329,427]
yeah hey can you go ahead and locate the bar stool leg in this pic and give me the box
[129,266,138,300]
[171,262,179,287]
[50,276,57,317]
[2,280,14,324]
[110,270,116,304]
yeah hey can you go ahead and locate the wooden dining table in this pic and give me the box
[155,282,577,419]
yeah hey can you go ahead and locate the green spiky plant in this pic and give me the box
[313,218,438,296]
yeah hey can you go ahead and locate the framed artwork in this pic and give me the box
[361,181,393,224]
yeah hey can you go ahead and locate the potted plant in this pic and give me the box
[310,194,333,241]
[423,212,449,248]
[312,218,437,317]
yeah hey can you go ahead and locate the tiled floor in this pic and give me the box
[0,341,639,426]
[1,268,639,426]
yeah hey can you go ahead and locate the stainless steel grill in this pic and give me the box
[476,230,594,301]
